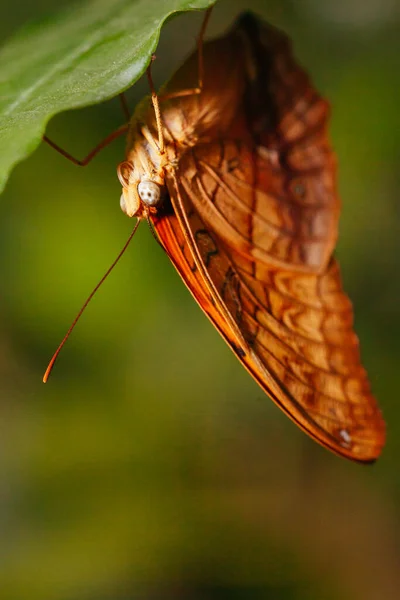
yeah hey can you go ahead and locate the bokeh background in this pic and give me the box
[1,0,399,598]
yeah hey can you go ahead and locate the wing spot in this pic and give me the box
[291,180,306,198]
[221,266,243,323]
[229,340,246,358]
[226,157,240,172]
[339,428,352,447]
[194,229,219,267]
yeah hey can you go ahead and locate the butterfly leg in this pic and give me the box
[118,92,131,121]
[43,123,128,166]
[159,6,213,102]
[146,6,213,154]
[42,93,130,166]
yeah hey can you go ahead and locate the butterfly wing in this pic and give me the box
[150,146,385,462]
[170,134,338,274]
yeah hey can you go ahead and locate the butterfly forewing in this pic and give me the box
[154,163,384,462]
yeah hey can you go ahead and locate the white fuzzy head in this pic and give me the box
[138,180,162,207]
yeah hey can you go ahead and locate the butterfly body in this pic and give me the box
[119,13,385,462]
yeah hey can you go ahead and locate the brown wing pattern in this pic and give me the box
[151,159,385,463]
[236,15,341,273]
[175,139,338,273]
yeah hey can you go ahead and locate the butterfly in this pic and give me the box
[46,11,386,462]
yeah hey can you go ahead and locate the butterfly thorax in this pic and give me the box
[118,33,248,220]
[117,17,265,220]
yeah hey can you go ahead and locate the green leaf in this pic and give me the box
[0,0,216,194]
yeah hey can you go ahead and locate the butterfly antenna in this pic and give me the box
[43,218,142,383]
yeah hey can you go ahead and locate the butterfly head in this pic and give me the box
[117,160,164,218]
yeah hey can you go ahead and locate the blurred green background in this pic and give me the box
[0,0,399,598]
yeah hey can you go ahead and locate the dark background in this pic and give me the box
[0,0,399,598]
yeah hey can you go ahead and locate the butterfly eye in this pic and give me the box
[138,180,162,206]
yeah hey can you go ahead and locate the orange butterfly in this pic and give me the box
[46,11,385,462]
